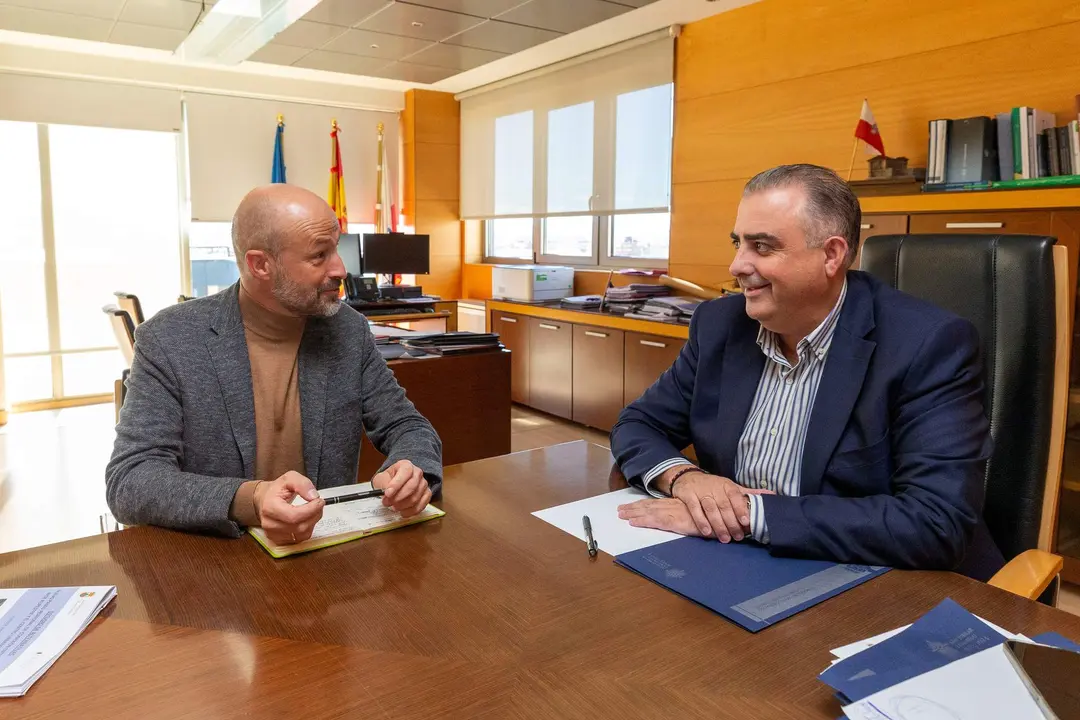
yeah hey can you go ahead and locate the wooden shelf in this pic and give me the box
[860,187,1080,214]
[486,300,690,340]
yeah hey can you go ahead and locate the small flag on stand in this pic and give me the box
[847,99,887,180]
[271,114,286,183]
[328,119,348,231]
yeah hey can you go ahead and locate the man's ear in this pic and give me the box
[822,235,849,278]
[246,249,273,281]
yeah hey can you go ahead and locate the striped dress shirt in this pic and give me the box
[643,280,848,543]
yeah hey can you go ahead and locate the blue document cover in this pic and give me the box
[819,597,1006,702]
[1032,631,1080,653]
[614,536,888,633]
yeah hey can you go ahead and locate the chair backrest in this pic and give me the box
[113,292,144,326]
[103,305,136,366]
[860,234,1067,560]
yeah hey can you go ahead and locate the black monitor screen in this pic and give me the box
[337,233,362,276]
[362,233,430,275]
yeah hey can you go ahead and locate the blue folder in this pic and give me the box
[819,597,1006,703]
[1032,631,1080,653]
[614,537,889,633]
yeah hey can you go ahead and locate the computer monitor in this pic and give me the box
[362,233,430,275]
[337,233,362,276]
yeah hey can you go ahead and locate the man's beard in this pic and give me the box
[270,264,341,318]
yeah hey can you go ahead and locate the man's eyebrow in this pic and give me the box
[730,232,781,242]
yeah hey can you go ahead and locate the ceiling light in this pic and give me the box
[175,0,322,65]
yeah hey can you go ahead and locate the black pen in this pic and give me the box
[583,515,598,558]
[321,488,385,506]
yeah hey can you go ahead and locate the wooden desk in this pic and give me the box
[3,442,1079,719]
[359,349,511,481]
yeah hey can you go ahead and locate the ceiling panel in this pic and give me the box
[247,42,310,66]
[371,60,456,83]
[301,0,390,27]
[0,0,125,21]
[442,19,559,54]
[321,28,432,61]
[494,0,628,34]
[404,41,504,70]
[118,0,201,30]
[0,4,112,41]
[293,49,390,75]
[271,18,347,49]
[398,0,527,18]
[356,2,484,42]
[108,20,188,50]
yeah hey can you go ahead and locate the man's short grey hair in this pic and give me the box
[743,164,862,267]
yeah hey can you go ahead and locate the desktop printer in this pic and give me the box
[491,265,574,302]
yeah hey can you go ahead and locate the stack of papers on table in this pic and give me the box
[0,586,117,697]
[823,597,1080,719]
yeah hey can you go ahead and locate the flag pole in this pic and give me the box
[846,137,860,181]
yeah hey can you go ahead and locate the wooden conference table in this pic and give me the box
[3,442,1080,719]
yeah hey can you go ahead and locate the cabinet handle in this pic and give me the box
[640,340,667,348]
[860,223,873,230]
[584,331,608,338]
[945,222,1004,229]
[500,317,517,323]
[538,323,559,331]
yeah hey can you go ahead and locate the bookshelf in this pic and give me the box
[859,187,1080,215]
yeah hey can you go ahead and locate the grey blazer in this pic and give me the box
[106,284,442,537]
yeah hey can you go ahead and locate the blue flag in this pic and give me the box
[271,121,286,183]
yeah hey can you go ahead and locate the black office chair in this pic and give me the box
[113,291,145,326]
[861,234,1067,602]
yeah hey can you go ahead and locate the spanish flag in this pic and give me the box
[328,120,347,231]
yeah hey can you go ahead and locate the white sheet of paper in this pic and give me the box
[531,488,683,556]
[841,644,1048,720]
[293,483,440,539]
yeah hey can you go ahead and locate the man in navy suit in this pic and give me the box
[612,164,1004,580]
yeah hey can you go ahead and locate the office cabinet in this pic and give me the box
[624,332,685,406]
[528,318,573,419]
[572,325,625,432]
[908,210,1052,236]
[491,311,530,404]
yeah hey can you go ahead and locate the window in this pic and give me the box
[464,35,674,268]
[0,122,182,406]
[488,218,533,260]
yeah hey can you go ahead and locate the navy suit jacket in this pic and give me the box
[611,271,1004,581]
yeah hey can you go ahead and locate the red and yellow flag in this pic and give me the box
[328,120,347,231]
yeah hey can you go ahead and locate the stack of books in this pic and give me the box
[603,284,672,314]
[925,96,1080,190]
[820,597,1080,718]
[625,296,702,324]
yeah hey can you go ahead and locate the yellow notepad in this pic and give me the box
[249,482,445,558]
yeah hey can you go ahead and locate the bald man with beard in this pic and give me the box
[106,185,442,545]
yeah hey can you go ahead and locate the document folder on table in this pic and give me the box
[614,536,888,632]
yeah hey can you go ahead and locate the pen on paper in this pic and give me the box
[322,489,385,506]
[583,515,598,558]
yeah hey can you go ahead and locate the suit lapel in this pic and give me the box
[207,284,256,479]
[714,312,766,475]
[800,276,876,496]
[298,319,330,485]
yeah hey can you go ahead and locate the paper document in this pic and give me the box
[830,615,1023,661]
[531,488,682,556]
[0,586,116,697]
[249,483,445,558]
[842,644,1049,720]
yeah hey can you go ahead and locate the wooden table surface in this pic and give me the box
[3,441,1080,719]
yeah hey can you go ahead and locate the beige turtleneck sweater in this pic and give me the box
[229,284,308,526]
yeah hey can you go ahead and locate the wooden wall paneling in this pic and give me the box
[463,263,493,299]
[676,0,1080,102]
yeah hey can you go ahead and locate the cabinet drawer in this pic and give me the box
[572,325,625,432]
[528,318,573,419]
[491,311,530,405]
[624,333,684,406]
[909,211,1052,236]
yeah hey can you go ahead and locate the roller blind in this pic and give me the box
[460,32,674,220]
[186,93,398,222]
[0,73,181,132]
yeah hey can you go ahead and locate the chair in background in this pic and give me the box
[113,292,144,326]
[102,305,135,366]
[862,234,1068,603]
[177,295,195,303]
